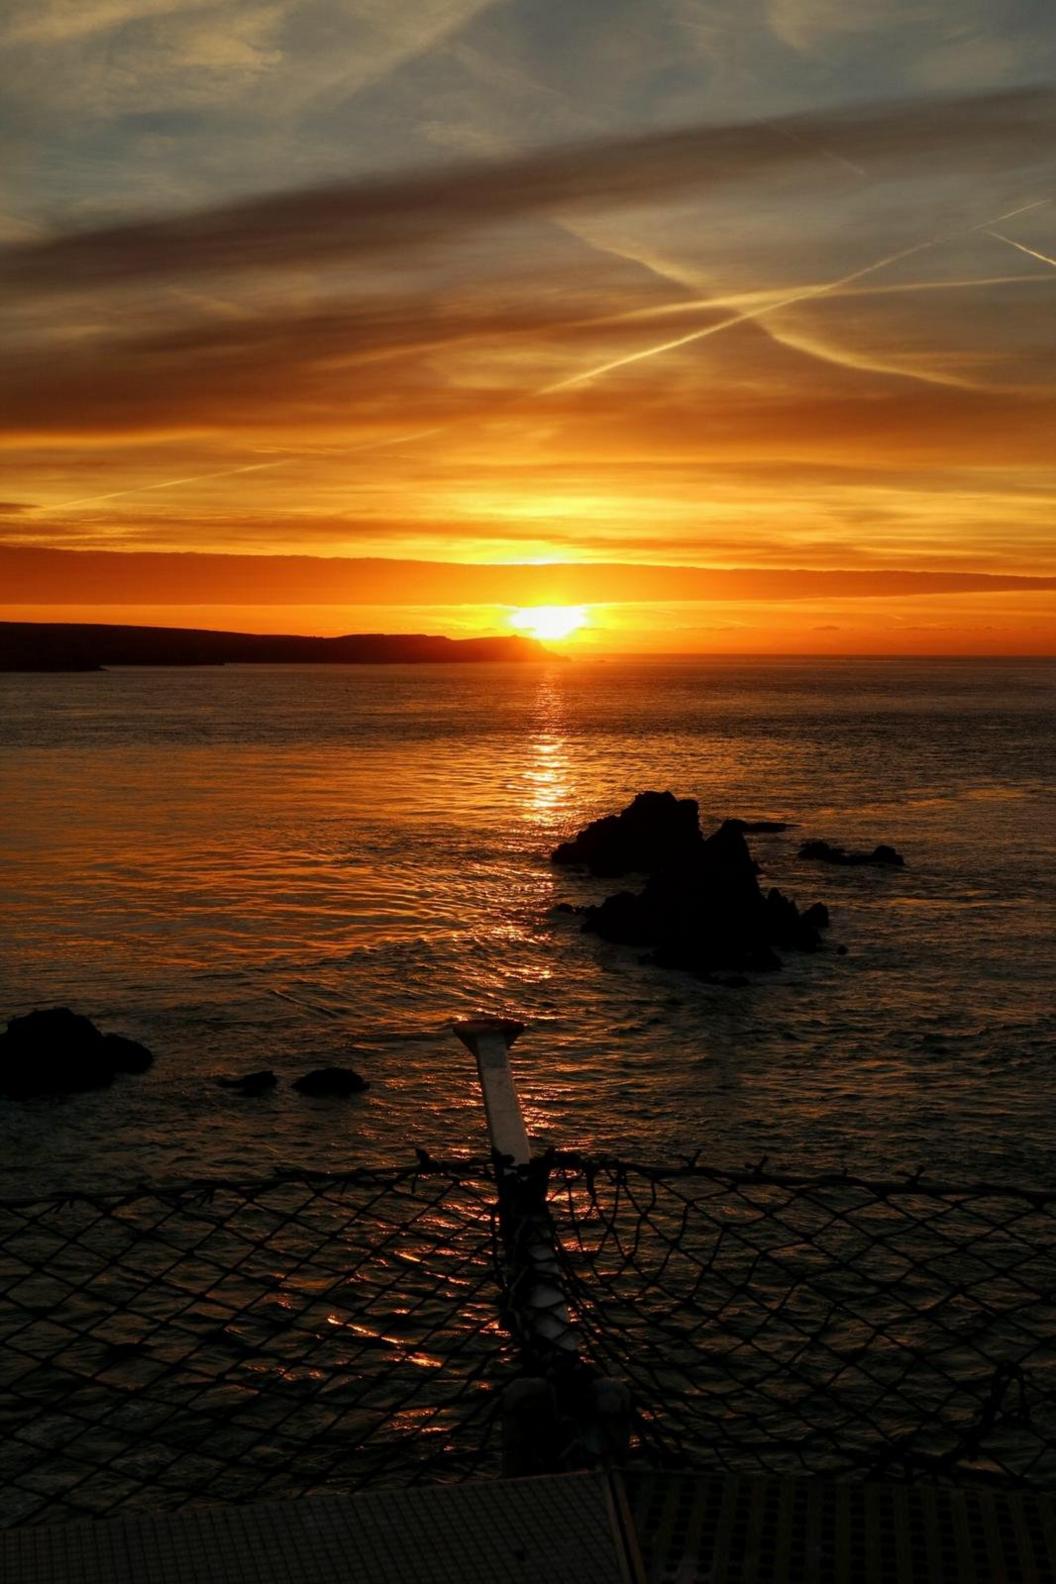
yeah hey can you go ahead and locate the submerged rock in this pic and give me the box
[0,1007,154,1097]
[293,1066,369,1097]
[551,790,701,877]
[216,1070,277,1096]
[799,839,905,868]
[726,818,792,834]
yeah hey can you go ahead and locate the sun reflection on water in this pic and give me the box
[522,674,574,825]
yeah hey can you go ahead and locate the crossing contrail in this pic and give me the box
[541,198,1052,393]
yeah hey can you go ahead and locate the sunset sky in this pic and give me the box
[2,0,1055,652]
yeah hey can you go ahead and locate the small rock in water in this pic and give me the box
[293,1066,369,1097]
[799,839,905,868]
[726,818,792,833]
[0,1007,155,1098]
[216,1070,277,1096]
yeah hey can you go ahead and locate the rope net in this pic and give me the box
[1,1154,1054,1525]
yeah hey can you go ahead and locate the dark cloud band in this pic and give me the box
[2,87,1052,293]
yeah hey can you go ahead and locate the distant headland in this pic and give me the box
[0,621,551,672]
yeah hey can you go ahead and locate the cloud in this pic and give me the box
[3,67,1053,623]
[2,544,1055,607]
[1,86,1051,293]
[1,0,218,47]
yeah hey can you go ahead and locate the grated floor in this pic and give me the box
[625,1471,1056,1584]
[6,1468,1056,1584]
[0,1473,640,1584]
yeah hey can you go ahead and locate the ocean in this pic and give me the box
[2,656,1054,1195]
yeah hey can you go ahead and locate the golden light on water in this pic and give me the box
[509,604,588,641]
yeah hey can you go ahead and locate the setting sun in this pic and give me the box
[509,605,588,641]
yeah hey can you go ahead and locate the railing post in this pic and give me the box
[452,1018,631,1476]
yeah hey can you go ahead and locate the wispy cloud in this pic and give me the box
[3,31,1054,655]
[2,87,1050,293]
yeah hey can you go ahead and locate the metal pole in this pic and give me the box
[452,1018,577,1367]
[454,1018,531,1165]
[453,1018,632,1478]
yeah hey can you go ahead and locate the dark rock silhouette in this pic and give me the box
[293,1066,369,1097]
[727,819,792,833]
[216,1070,277,1096]
[100,1032,154,1073]
[0,1007,154,1097]
[799,839,905,868]
[561,804,828,978]
[551,790,702,877]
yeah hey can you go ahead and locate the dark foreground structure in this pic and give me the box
[2,1023,1054,1580]
[6,1467,1055,1582]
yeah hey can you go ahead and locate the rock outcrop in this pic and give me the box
[799,839,905,868]
[551,790,701,878]
[554,795,829,979]
[0,1008,154,1097]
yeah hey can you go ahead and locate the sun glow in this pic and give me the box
[509,604,588,641]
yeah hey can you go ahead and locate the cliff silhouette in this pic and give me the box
[0,621,550,671]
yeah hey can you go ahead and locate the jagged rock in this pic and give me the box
[799,839,905,868]
[552,790,701,878]
[726,819,792,833]
[0,1007,154,1097]
[293,1066,369,1097]
[580,819,823,977]
[763,888,822,952]
[554,794,830,981]
[216,1070,277,1096]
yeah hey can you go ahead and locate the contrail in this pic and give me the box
[39,460,285,513]
[541,198,1052,393]
[984,229,1056,269]
[34,427,443,514]
[552,269,1054,334]
[767,119,867,179]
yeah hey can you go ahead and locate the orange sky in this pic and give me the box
[2,7,1055,653]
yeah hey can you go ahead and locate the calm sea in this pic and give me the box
[1,657,1054,1194]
